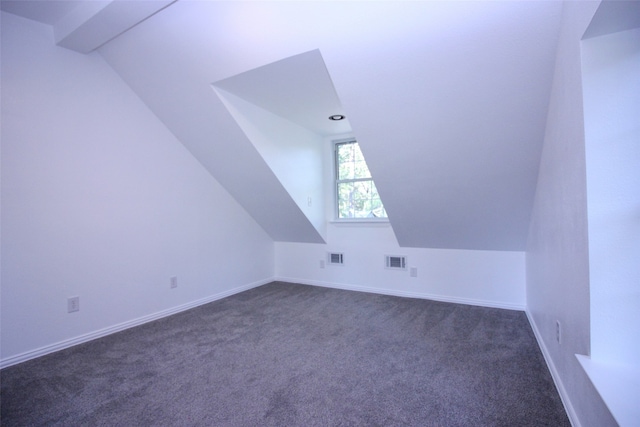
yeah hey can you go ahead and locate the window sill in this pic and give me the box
[330,219,390,227]
[576,354,640,426]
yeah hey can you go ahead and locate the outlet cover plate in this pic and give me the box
[68,296,79,313]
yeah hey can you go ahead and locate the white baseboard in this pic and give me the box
[525,310,580,427]
[0,278,272,369]
[0,277,524,369]
[274,276,525,311]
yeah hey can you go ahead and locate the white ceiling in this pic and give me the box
[1,0,176,52]
[1,0,83,25]
[583,0,640,39]
[3,0,589,250]
[213,49,351,137]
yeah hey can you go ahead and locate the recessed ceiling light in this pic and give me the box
[329,114,345,121]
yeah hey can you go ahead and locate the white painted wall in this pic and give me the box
[272,133,525,310]
[582,26,640,369]
[0,13,274,365]
[526,1,617,426]
[581,26,640,427]
[276,223,525,310]
[213,87,326,239]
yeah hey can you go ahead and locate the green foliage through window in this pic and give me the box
[335,141,387,219]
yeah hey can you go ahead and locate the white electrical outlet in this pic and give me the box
[320,260,325,269]
[556,320,561,344]
[68,296,80,313]
[410,267,418,277]
[170,276,178,289]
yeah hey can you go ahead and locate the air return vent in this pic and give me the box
[328,252,344,265]
[385,255,407,270]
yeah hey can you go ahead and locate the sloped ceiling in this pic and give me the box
[2,0,569,251]
[583,0,640,39]
[213,49,351,137]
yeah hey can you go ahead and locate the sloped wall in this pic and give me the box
[0,13,274,365]
[525,1,616,426]
[214,87,326,240]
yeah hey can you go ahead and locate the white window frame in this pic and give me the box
[333,139,387,221]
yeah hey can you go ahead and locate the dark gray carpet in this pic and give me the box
[1,281,569,426]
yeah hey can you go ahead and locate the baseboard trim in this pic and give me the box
[0,278,272,369]
[0,277,525,369]
[274,276,525,311]
[525,310,580,427]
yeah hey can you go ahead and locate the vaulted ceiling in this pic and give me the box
[3,0,576,251]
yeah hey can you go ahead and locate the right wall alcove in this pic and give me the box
[578,20,640,427]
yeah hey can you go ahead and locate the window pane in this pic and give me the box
[337,182,354,218]
[370,181,386,218]
[337,179,386,218]
[335,141,386,219]
[337,142,371,180]
[353,160,369,179]
[337,143,353,180]
[353,145,365,163]
[370,198,386,218]
[339,161,354,181]
[352,144,370,179]
[353,181,369,218]
[353,179,371,202]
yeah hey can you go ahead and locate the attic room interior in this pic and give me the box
[1,0,638,426]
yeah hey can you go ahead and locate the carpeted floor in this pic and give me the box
[0,281,569,426]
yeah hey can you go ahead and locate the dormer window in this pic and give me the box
[335,140,387,219]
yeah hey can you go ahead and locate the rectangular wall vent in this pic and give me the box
[328,252,344,265]
[385,255,407,270]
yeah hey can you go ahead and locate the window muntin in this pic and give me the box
[335,141,387,219]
